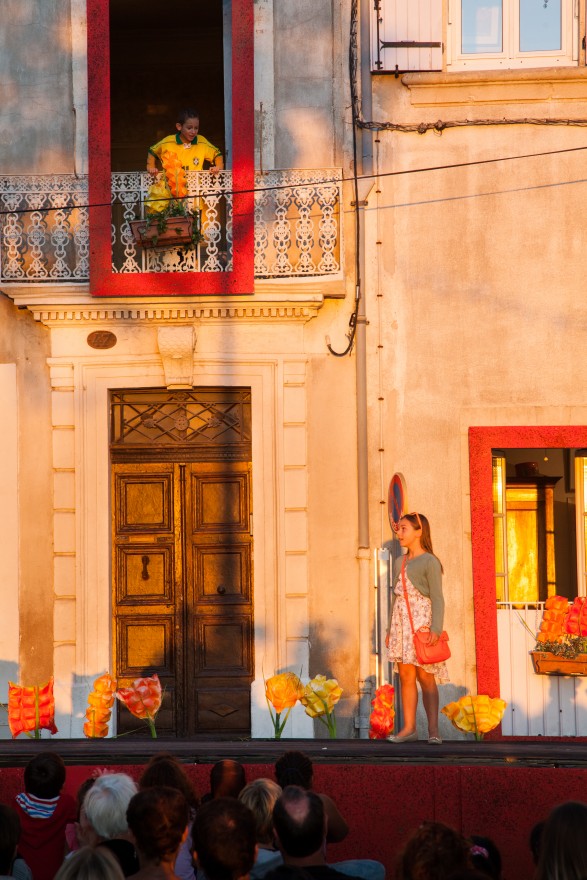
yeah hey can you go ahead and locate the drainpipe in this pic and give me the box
[355,0,375,738]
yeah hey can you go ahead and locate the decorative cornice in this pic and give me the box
[24,294,325,326]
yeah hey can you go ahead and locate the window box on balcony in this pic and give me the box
[129,214,200,250]
[531,650,587,676]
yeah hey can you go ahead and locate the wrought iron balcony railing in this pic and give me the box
[0,170,342,284]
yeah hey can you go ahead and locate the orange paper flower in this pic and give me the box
[565,597,587,636]
[536,596,569,644]
[441,695,506,740]
[161,151,188,200]
[84,674,117,739]
[265,672,304,739]
[8,678,58,738]
[116,674,162,738]
[369,684,395,739]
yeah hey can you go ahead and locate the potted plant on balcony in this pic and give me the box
[130,151,202,250]
[530,596,587,675]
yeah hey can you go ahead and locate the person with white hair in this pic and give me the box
[81,774,139,877]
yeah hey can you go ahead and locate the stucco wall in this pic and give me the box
[0,294,53,708]
[0,0,75,173]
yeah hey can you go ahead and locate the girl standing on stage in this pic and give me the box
[385,512,448,744]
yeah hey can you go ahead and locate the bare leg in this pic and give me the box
[416,666,439,738]
[396,663,418,736]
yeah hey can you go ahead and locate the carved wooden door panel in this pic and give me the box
[112,463,183,735]
[112,460,253,736]
[185,462,253,734]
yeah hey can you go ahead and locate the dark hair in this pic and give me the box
[139,753,199,811]
[210,760,246,799]
[75,777,96,817]
[397,821,471,880]
[535,801,587,880]
[469,836,501,880]
[24,751,66,799]
[192,798,256,880]
[272,786,324,859]
[0,805,20,874]
[529,820,544,866]
[126,787,189,864]
[274,752,313,790]
[177,109,200,124]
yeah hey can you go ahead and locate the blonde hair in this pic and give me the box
[238,778,282,844]
[54,848,124,880]
[401,512,444,573]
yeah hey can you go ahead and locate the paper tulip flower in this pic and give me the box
[369,683,395,739]
[8,678,58,739]
[536,595,569,644]
[265,672,304,739]
[84,674,117,739]
[116,674,162,738]
[441,695,506,740]
[301,675,343,738]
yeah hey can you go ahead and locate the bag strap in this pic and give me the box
[401,556,417,636]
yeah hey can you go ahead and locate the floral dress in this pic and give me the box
[387,569,449,683]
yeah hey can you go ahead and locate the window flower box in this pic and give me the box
[531,650,587,677]
[129,215,198,250]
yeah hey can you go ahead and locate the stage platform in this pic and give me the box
[1,739,586,878]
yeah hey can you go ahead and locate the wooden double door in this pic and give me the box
[112,460,253,736]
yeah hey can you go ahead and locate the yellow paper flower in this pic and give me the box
[265,672,304,739]
[83,673,117,739]
[441,695,506,740]
[301,675,343,738]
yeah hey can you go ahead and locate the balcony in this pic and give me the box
[0,170,342,285]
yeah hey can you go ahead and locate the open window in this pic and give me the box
[470,426,587,701]
[88,0,254,296]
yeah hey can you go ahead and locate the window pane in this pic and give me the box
[520,0,561,52]
[462,0,503,53]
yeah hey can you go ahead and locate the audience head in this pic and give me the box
[0,805,20,874]
[139,753,199,810]
[397,821,472,880]
[272,786,325,860]
[469,837,501,880]
[192,797,256,880]
[529,821,544,867]
[274,752,313,791]
[126,786,189,864]
[238,778,282,846]
[54,846,125,880]
[83,773,138,840]
[24,751,66,799]
[535,801,587,880]
[210,760,247,799]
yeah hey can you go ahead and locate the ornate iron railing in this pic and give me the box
[0,170,342,283]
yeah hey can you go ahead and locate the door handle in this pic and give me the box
[217,585,226,595]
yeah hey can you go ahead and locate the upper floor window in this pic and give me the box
[448,0,579,70]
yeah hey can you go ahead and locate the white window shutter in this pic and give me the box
[371,0,442,72]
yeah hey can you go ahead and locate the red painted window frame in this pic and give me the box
[87,0,254,297]
[469,425,587,701]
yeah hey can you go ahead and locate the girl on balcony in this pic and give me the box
[385,512,448,744]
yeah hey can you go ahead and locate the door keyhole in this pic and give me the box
[141,555,150,580]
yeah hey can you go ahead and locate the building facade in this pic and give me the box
[1,0,587,739]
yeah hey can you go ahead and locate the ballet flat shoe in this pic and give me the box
[428,736,443,744]
[388,731,418,743]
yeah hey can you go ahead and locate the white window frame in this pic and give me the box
[447,0,579,70]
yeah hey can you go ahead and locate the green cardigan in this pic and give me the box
[391,552,445,635]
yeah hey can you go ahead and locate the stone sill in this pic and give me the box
[401,67,587,107]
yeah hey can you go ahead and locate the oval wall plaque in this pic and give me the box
[87,331,117,350]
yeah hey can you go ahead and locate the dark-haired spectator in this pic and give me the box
[139,755,199,880]
[126,787,189,880]
[239,780,283,880]
[14,752,77,880]
[272,787,377,880]
[529,821,544,867]
[274,754,348,844]
[66,777,96,855]
[201,761,246,803]
[0,804,32,880]
[83,774,139,877]
[396,822,472,880]
[468,837,501,880]
[54,847,124,880]
[535,801,587,880]
[192,798,256,880]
